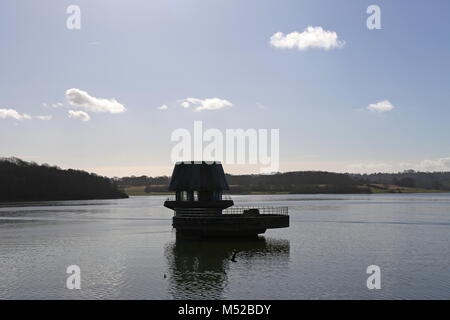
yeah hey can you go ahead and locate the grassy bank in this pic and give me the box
[369,184,449,194]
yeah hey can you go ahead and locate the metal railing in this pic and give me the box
[165,194,233,201]
[223,206,288,216]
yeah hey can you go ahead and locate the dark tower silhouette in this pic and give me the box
[164,161,289,237]
[164,161,233,215]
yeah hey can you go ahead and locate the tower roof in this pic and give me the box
[168,161,229,191]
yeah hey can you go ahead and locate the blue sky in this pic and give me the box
[1,0,450,176]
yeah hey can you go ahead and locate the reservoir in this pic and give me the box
[0,193,449,299]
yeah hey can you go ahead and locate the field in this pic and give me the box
[369,184,448,193]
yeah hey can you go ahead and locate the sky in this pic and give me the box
[1,0,450,177]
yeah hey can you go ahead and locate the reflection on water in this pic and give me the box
[1,194,450,299]
[165,236,290,299]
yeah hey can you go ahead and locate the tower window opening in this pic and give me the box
[212,191,222,200]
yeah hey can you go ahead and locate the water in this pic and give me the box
[0,194,449,299]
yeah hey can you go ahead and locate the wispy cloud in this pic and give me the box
[0,108,31,120]
[43,102,63,108]
[181,101,190,108]
[348,162,393,172]
[65,88,126,114]
[157,104,168,110]
[256,102,266,110]
[349,156,450,173]
[36,115,52,121]
[270,26,345,51]
[416,157,450,171]
[68,110,90,122]
[367,100,395,112]
[179,97,233,111]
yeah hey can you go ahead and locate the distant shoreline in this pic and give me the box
[124,187,450,197]
[1,191,448,207]
[119,170,450,197]
[3,158,450,202]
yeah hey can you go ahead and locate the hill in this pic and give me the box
[118,170,450,195]
[118,171,371,195]
[0,158,128,202]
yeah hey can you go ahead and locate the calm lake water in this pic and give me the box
[0,194,449,299]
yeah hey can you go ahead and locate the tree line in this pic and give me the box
[351,170,450,190]
[118,170,450,194]
[3,156,448,201]
[0,158,128,202]
[118,171,371,194]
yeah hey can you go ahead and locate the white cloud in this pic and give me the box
[36,115,52,121]
[270,26,345,51]
[400,157,450,172]
[349,157,450,173]
[398,159,446,172]
[65,88,126,114]
[157,104,168,110]
[367,100,395,112]
[417,157,450,171]
[0,108,31,120]
[256,102,266,110]
[348,163,393,172]
[68,110,90,122]
[43,102,63,108]
[179,97,233,111]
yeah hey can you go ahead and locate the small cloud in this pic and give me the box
[0,108,31,120]
[68,110,90,122]
[179,97,233,111]
[43,102,63,108]
[157,104,168,110]
[417,157,450,171]
[349,157,450,173]
[256,102,266,110]
[36,115,52,121]
[367,100,395,112]
[65,88,126,114]
[348,163,393,172]
[270,26,345,51]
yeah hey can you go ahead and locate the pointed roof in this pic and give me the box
[168,161,230,191]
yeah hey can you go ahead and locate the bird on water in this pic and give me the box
[230,251,238,262]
